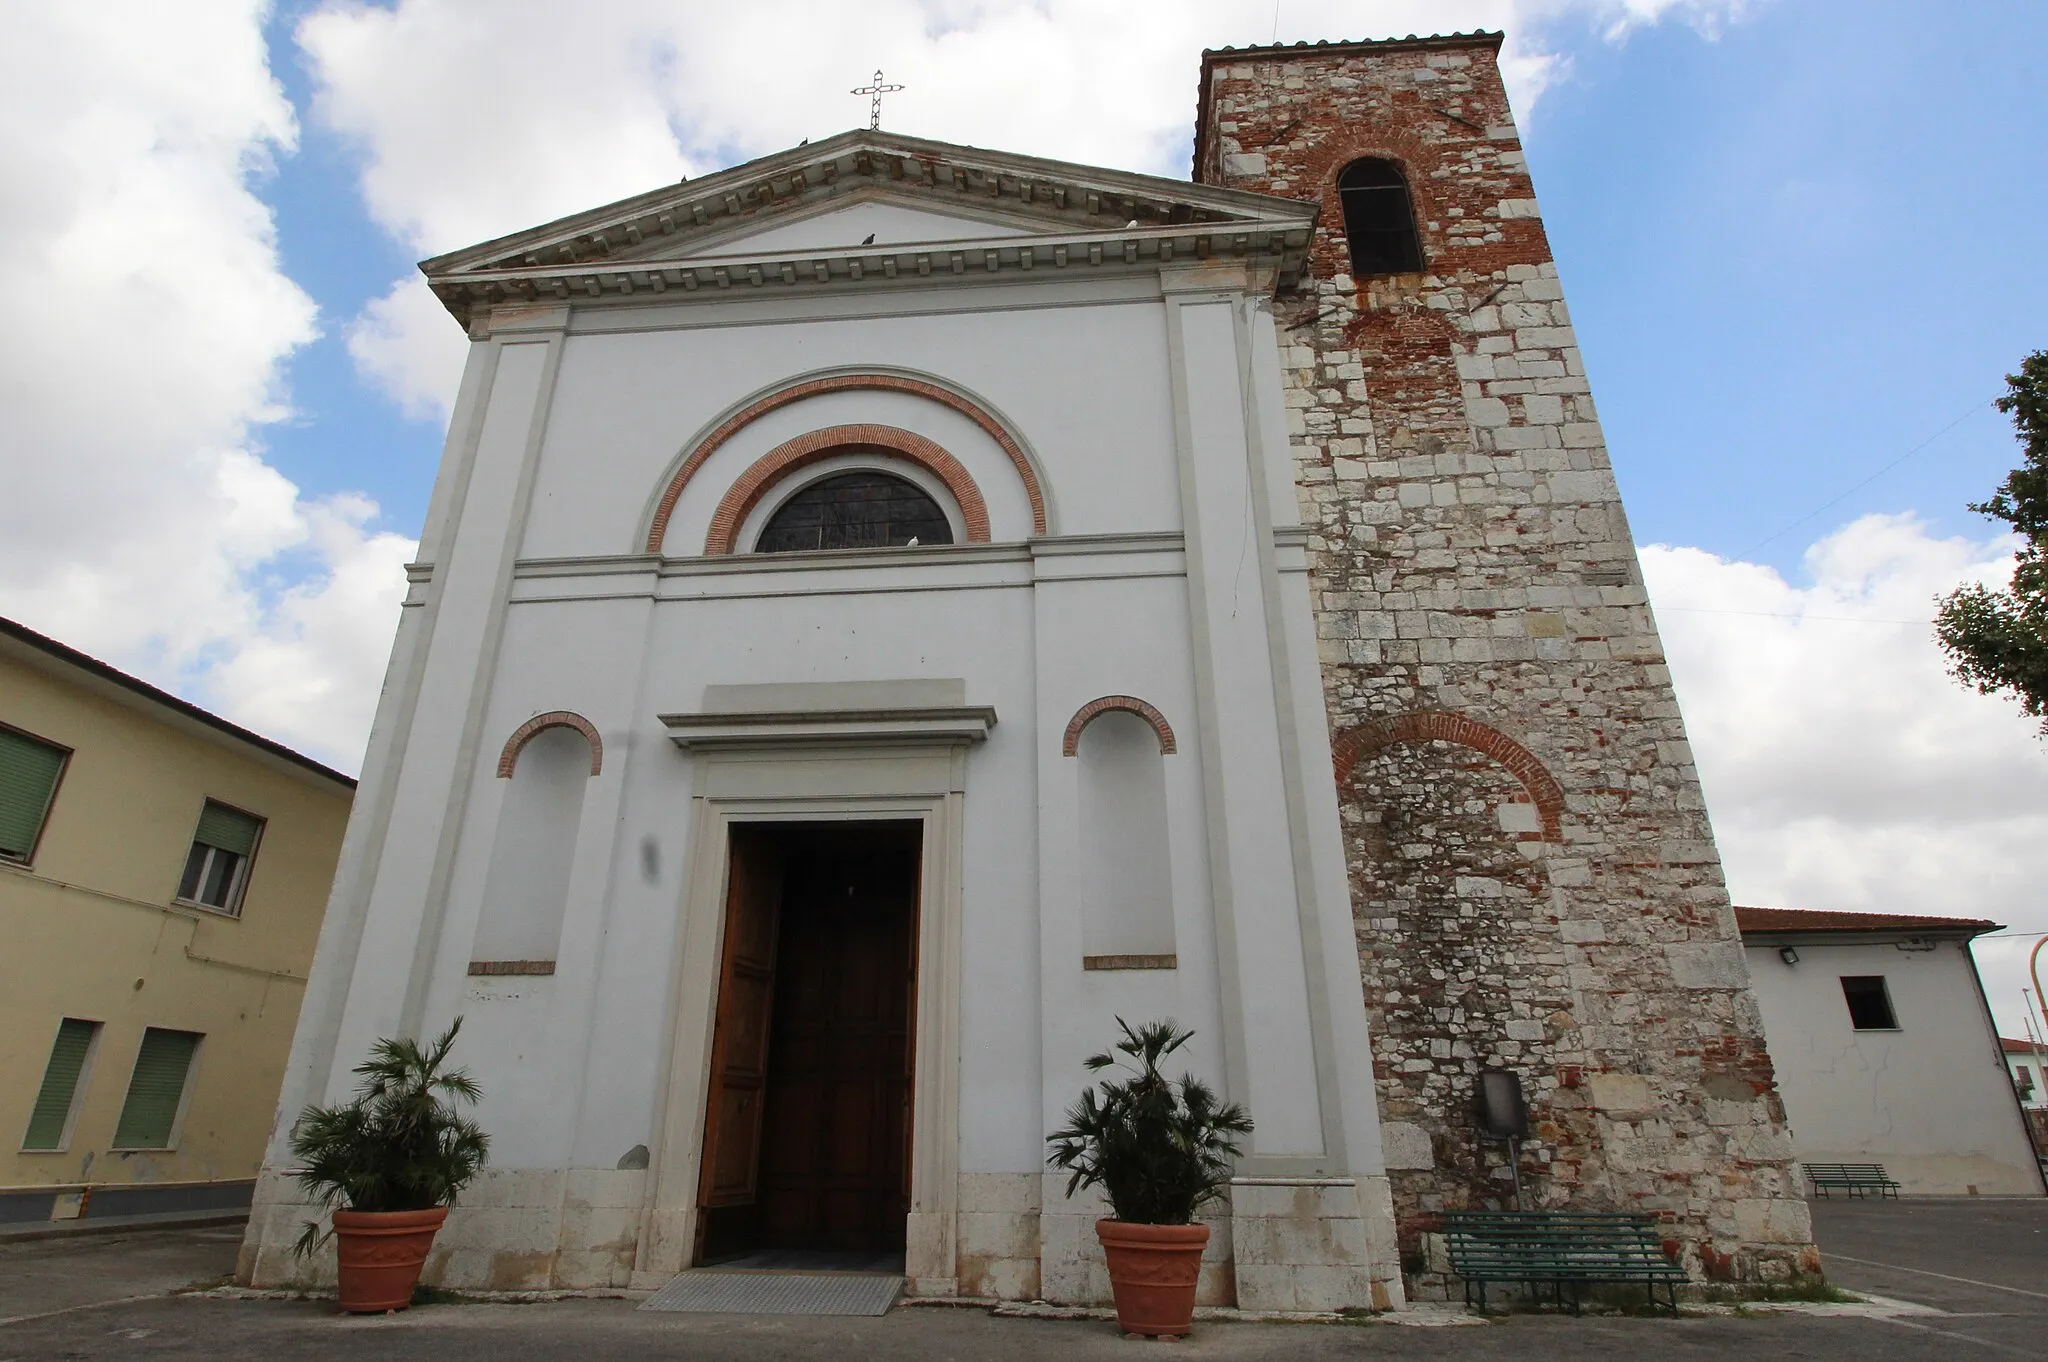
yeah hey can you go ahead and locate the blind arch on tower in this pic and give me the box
[1337,158,1424,277]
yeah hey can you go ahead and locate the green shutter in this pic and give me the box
[192,802,260,857]
[112,1029,201,1150]
[23,1019,97,1150]
[0,727,67,860]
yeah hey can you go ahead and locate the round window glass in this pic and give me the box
[754,471,955,553]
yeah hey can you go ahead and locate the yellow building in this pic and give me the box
[1,616,353,1225]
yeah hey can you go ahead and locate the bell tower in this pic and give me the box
[1196,33,1818,1289]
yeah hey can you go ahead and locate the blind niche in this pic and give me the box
[472,725,592,970]
[1076,709,1176,964]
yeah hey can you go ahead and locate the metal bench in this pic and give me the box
[1440,1210,1687,1314]
[1803,1162,1900,1199]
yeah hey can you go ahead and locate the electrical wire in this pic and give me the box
[1745,396,1998,554]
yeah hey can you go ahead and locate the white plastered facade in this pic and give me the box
[240,132,1403,1309]
[1743,932,2044,1196]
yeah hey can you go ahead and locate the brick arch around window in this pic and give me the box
[1063,695,1178,757]
[1330,709,1562,841]
[1293,127,1436,284]
[497,711,603,779]
[644,371,1049,554]
[704,425,990,555]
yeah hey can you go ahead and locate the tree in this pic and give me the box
[1936,351,2048,727]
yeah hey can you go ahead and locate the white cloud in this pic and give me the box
[202,487,418,762]
[0,3,409,772]
[298,0,1756,421]
[1643,514,2048,1039]
[347,276,471,422]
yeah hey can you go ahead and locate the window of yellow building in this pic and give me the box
[111,1028,202,1150]
[0,723,70,865]
[176,800,264,915]
[22,1018,100,1151]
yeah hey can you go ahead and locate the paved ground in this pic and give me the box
[0,1221,242,1324]
[0,1199,2039,1360]
[1804,1196,2046,1357]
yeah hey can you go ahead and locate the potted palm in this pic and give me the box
[288,1018,490,1312]
[1046,1019,1252,1338]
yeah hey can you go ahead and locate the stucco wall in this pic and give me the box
[242,208,1400,1305]
[1745,939,2043,1195]
[0,648,351,1199]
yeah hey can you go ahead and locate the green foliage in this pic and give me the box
[1936,351,2048,725]
[288,1018,489,1257]
[1045,1018,1252,1226]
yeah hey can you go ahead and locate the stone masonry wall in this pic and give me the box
[1345,740,1572,1223]
[1196,34,1819,1285]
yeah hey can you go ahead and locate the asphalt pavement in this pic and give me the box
[0,1199,2040,1360]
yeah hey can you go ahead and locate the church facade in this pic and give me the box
[241,32,1816,1309]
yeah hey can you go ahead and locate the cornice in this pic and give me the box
[423,130,1319,325]
[443,225,1307,330]
[660,704,997,753]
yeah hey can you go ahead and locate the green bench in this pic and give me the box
[1804,1162,1900,1199]
[1440,1210,1687,1314]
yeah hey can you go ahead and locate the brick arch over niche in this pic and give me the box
[497,711,603,779]
[1063,695,1177,757]
[645,373,1048,553]
[704,424,990,555]
[1331,709,1561,840]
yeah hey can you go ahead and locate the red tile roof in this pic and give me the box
[1734,906,2000,936]
[2002,1037,2048,1056]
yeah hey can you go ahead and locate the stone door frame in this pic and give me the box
[633,745,969,1295]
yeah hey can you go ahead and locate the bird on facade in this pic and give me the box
[861,233,876,244]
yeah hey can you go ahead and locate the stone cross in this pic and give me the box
[851,70,904,130]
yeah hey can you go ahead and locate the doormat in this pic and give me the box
[640,1271,903,1317]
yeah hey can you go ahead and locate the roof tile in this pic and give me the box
[1733,905,2000,936]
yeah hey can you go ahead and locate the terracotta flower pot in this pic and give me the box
[1096,1219,1209,1338]
[331,1206,448,1313]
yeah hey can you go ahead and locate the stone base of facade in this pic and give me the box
[240,1166,1407,1310]
[1230,1175,1404,1312]
[240,1166,652,1293]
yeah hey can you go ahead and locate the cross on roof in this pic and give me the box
[850,69,904,130]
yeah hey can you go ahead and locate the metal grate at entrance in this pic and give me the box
[639,1270,904,1317]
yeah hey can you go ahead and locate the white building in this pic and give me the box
[2002,1038,2048,1111]
[1738,908,2045,1197]
[239,129,1405,1309]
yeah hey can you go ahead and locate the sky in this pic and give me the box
[3,1,2047,1037]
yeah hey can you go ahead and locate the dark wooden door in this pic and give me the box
[755,832,919,1252]
[695,826,783,1262]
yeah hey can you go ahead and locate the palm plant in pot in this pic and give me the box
[289,1018,489,1312]
[1047,1018,1252,1338]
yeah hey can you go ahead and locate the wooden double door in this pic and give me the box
[696,822,920,1262]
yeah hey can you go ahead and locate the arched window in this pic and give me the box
[1337,158,1424,276]
[754,471,955,553]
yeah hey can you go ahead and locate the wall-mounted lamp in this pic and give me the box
[1778,946,1800,967]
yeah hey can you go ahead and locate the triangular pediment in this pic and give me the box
[633,189,1040,260]
[421,128,1319,319]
